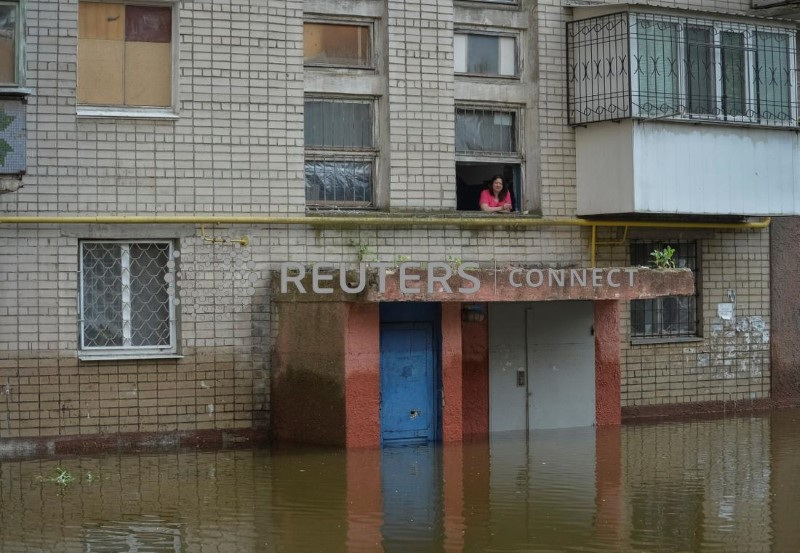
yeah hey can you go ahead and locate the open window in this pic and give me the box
[455,106,522,211]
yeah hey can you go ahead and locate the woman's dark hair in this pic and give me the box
[488,175,510,201]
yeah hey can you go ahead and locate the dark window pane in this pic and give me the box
[630,241,698,338]
[467,35,500,75]
[125,5,172,43]
[456,108,516,153]
[721,31,747,117]
[756,31,793,122]
[82,243,124,348]
[685,26,715,115]
[304,23,370,67]
[305,100,372,149]
[130,243,171,347]
[0,5,15,83]
[305,160,372,204]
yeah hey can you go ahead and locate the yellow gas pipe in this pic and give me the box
[0,215,771,267]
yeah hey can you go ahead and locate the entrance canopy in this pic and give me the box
[274,265,694,303]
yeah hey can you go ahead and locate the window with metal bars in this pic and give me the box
[304,97,376,207]
[630,240,699,339]
[79,241,177,356]
[567,12,798,126]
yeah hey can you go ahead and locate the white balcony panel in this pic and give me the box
[577,120,800,216]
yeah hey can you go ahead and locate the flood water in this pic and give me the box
[1,410,798,553]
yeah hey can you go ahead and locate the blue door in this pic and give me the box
[380,322,438,445]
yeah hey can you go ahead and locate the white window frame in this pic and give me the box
[629,14,797,125]
[454,30,519,78]
[455,103,524,211]
[303,17,375,70]
[79,240,178,360]
[304,95,378,208]
[76,0,180,120]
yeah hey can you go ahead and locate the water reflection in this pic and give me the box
[0,409,797,552]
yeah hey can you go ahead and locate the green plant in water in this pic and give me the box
[650,246,676,269]
[53,467,74,487]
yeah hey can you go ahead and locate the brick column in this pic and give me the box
[441,303,463,442]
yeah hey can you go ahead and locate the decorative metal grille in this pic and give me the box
[80,241,175,352]
[630,241,699,339]
[304,98,376,207]
[568,12,799,126]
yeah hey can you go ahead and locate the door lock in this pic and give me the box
[516,369,526,387]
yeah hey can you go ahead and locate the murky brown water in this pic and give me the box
[1,410,798,553]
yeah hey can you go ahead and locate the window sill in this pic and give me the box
[630,116,798,132]
[630,336,704,346]
[79,352,183,362]
[76,107,179,120]
[0,87,32,98]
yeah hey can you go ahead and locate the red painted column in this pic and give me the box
[595,300,621,426]
[443,444,465,552]
[346,447,383,552]
[461,307,489,438]
[441,303,464,442]
[344,303,381,448]
[594,426,624,547]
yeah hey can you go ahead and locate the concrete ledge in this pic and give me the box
[275,266,694,303]
[622,398,800,424]
[0,428,269,461]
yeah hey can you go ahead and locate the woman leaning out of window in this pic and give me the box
[479,175,512,213]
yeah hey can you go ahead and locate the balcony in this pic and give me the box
[567,11,800,217]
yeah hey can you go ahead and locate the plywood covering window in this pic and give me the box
[304,22,371,67]
[0,1,21,84]
[77,2,172,107]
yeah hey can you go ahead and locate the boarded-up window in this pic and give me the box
[78,2,172,107]
[304,23,371,67]
[0,2,19,84]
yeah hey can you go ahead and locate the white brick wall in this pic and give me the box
[0,0,777,438]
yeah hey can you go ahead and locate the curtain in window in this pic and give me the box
[304,101,372,149]
[756,31,792,122]
[455,109,515,153]
[635,19,680,116]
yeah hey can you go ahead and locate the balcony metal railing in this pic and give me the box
[567,12,799,127]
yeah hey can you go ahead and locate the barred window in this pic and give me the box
[79,241,177,356]
[304,98,376,207]
[630,241,699,339]
[632,15,796,124]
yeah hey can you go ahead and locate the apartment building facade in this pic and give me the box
[0,0,798,451]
